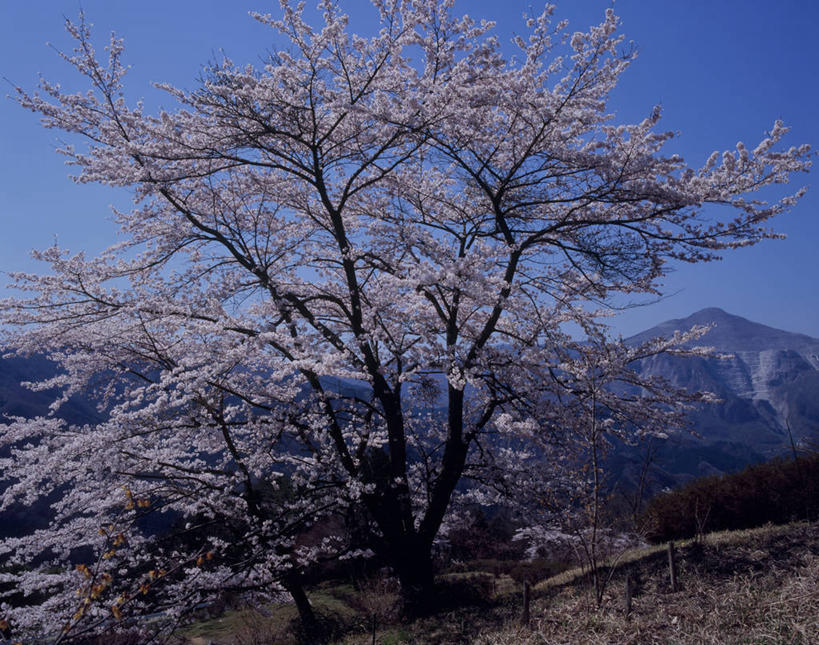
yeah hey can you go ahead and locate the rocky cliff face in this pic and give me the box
[618,308,819,489]
[631,308,819,449]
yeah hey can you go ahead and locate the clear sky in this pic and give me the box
[1,1,817,339]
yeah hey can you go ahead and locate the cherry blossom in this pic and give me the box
[0,1,809,638]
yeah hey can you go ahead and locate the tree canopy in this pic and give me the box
[0,1,809,639]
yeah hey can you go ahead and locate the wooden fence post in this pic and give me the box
[667,541,678,591]
[624,573,633,617]
[521,581,531,627]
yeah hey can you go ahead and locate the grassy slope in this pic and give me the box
[179,521,819,644]
[481,522,819,645]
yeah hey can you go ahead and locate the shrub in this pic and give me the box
[641,452,819,542]
[434,573,497,609]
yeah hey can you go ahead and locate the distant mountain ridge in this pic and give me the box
[0,356,101,538]
[0,354,99,426]
[630,307,819,355]
[618,308,819,489]
[630,307,819,447]
[1,308,817,501]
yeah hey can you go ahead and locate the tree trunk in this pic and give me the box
[390,539,436,616]
[283,575,322,641]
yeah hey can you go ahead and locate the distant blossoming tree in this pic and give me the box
[0,0,809,639]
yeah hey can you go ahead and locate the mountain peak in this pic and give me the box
[629,308,819,353]
[689,306,730,319]
[678,307,762,326]
[627,306,819,470]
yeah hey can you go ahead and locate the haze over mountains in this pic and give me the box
[1,308,817,497]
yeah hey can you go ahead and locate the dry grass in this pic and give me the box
[476,522,819,645]
[476,560,818,644]
[537,521,814,591]
[179,522,819,644]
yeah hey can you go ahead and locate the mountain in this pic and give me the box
[618,308,819,490]
[0,354,99,426]
[0,355,101,538]
[2,308,817,512]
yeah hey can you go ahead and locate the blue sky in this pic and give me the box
[1,1,817,338]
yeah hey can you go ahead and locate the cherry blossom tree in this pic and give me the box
[506,325,720,606]
[0,0,809,639]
